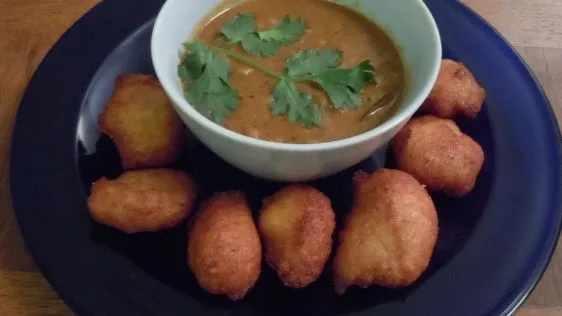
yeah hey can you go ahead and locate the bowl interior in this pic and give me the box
[152,0,442,148]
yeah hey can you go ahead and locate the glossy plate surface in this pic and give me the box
[10,0,562,315]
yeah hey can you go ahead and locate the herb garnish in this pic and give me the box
[178,41,240,123]
[285,49,376,109]
[178,13,376,127]
[221,14,306,56]
[271,77,322,127]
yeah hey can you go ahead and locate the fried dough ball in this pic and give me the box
[421,59,486,119]
[258,185,336,288]
[392,115,485,197]
[333,169,438,294]
[188,191,262,301]
[88,169,197,233]
[99,74,184,169]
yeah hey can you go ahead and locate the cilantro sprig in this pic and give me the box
[285,49,376,109]
[258,16,307,44]
[178,40,239,123]
[271,77,322,127]
[178,13,377,128]
[270,49,376,126]
[221,13,306,56]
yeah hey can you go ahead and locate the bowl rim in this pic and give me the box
[151,0,442,152]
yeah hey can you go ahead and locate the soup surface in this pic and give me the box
[192,0,406,143]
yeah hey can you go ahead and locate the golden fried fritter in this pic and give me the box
[421,59,486,119]
[333,169,438,295]
[392,115,485,197]
[258,185,336,288]
[99,74,184,169]
[88,169,197,233]
[188,191,262,301]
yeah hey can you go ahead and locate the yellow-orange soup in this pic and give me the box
[195,0,406,143]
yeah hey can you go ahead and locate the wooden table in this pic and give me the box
[0,0,561,315]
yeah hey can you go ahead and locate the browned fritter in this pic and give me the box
[87,169,197,233]
[187,191,262,301]
[99,74,184,169]
[258,185,336,288]
[392,115,485,197]
[421,59,486,119]
[333,169,438,295]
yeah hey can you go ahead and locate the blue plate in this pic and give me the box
[10,0,562,315]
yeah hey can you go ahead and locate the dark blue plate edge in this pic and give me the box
[8,0,562,315]
[9,6,97,315]
[8,1,166,315]
[447,1,562,315]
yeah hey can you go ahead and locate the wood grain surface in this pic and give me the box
[0,0,560,315]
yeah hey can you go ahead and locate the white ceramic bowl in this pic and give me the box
[152,0,441,182]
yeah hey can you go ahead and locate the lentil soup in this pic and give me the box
[186,0,406,144]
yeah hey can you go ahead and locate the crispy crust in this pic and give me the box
[87,169,197,233]
[421,59,486,119]
[392,115,485,197]
[333,169,438,294]
[98,74,184,169]
[187,191,262,301]
[258,185,336,288]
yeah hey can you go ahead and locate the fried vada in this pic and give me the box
[188,191,262,301]
[258,185,336,288]
[87,169,197,233]
[99,74,184,169]
[421,59,486,119]
[392,115,485,197]
[333,169,438,294]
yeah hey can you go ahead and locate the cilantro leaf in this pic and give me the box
[286,49,342,78]
[285,49,376,108]
[178,64,191,83]
[241,33,282,56]
[311,61,376,109]
[181,41,220,80]
[182,40,231,84]
[221,13,256,43]
[258,16,306,44]
[187,78,239,123]
[222,14,306,56]
[179,40,239,123]
[271,76,322,127]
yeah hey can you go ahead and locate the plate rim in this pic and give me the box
[447,2,562,314]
